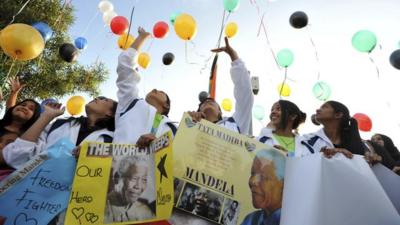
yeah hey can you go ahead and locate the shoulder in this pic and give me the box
[241,210,263,224]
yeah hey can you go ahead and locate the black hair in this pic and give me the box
[197,98,223,121]
[0,99,41,134]
[162,93,171,116]
[277,100,306,130]
[326,100,366,155]
[375,133,400,162]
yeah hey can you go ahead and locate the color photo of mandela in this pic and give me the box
[104,155,156,223]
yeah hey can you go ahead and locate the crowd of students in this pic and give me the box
[0,27,399,223]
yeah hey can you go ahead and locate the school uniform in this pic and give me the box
[2,119,113,169]
[213,59,254,134]
[113,48,176,144]
[297,128,335,157]
[257,127,303,157]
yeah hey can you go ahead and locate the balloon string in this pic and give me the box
[125,5,136,47]
[146,38,155,52]
[7,0,33,26]
[184,41,201,66]
[95,31,112,63]
[279,67,287,99]
[2,58,17,90]
[81,11,99,36]
[368,54,380,79]
[306,26,321,81]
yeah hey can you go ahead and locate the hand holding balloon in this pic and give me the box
[130,26,151,51]
[211,37,238,61]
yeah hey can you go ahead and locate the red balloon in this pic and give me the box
[353,113,372,132]
[110,16,129,35]
[153,21,169,39]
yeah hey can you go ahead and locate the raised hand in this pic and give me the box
[9,76,26,93]
[187,111,205,123]
[211,37,239,61]
[42,102,65,119]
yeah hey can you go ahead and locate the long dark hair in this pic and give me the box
[376,133,400,162]
[277,100,306,130]
[326,101,366,155]
[0,99,41,134]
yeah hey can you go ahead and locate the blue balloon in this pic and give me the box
[40,98,57,113]
[32,22,53,42]
[74,37,88,50]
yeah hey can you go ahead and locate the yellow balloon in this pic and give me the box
[66,96,85,116]
[225,22,238,38]
[0,23,45,61]
[277,83,291,97]
[174,13,197,40]
[138,52,151,69]
[118,33,135,50]
[221,98,232,112]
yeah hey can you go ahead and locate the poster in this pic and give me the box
[0,138,76,225]
[171,113,286,225]
[65,132,174,225]
[281,154,400,225]
[372,163,400,214]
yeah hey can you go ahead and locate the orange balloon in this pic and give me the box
[0,23,45,61]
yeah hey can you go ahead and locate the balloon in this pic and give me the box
[352,30,377,53]
[40,98,57,113]
[389,49,400,70]
[153,21,169,39]
[32,22,53,42]
[253,105,265,121]
[138,52,151,69]
[59,43,78,62]
[198,91,209,103]
[98,0,114,13]
[221,98,232,112]
[118,33,135,50]
[162,52,175,65]
[312,81,331,101]
[277,83,291,97]
[66,96,85,116]
[277,49,294,68]
[289,11,308,29]
[353,113,372,132]
[110,16,129,35]
[225,22,238,38]
[174,13,197,41]
[224,0,240,12]
[0,23,45,61]
[170,12,180,25]
[103,11,117,25]
[74,37,88,50]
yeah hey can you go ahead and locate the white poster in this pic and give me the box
[372,163,400,214]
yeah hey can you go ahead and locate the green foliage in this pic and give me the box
[0,0,109,101]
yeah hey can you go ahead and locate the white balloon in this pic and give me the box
[98,0,114,13]
[102,11,117,25]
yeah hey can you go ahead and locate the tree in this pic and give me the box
[0,0,108,101]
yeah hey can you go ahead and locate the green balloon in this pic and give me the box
[277,49,294,68]
[170,12,180,25]
[253,105,265,121]
[224,0,240,12]
[312,81,331,101]
[351,30,377,53]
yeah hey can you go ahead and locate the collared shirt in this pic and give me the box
[241,208,281,225]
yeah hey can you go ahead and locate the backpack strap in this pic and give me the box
[120,99,141,117]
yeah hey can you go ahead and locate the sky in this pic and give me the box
[66,0,400,144]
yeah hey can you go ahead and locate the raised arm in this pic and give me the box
[6,77,26,109]
[116,27,151,112]
[212,37,254,135]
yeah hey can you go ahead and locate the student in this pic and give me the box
[187,37,254,135]
[113,27,176,147]
[257,100,306,157]
[300,101,365,158]
[2,97,117,169]
[371,133,400,163]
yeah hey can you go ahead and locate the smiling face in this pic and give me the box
[12,100,37,122]
[122,164,148,204]
[248,157,283,211]
[269,102,281,128]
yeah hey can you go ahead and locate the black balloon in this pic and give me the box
[59,43,79,62]
[198,91,209,103]
[289,11,308,29]
[389,49,400,70]
[162,52,175,65]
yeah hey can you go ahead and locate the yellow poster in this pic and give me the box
[65,132,174,225]
[172,114,286,225]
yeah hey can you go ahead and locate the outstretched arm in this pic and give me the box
[6,77,26,109]
[212,37,254,134]
[116,27,151,112]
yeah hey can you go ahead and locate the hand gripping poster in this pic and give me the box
[65,132,174,225]
[171,113,286,225]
